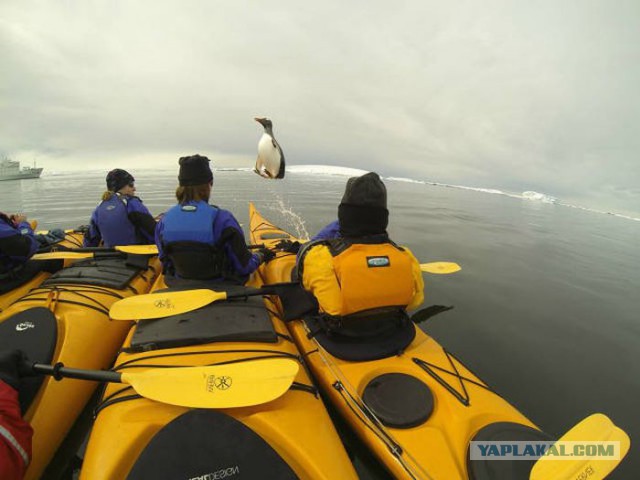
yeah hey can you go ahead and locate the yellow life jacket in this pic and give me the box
[300,239,423,317]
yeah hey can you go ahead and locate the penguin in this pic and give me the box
[254,117,285,179]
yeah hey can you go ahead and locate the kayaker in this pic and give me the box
[0,212,45,295]
[1,213,72,296]
[0,212,38,276]
[83,169,156,247]
[294,172,424,323]
[0,349,33,480]
[155,154,274,283]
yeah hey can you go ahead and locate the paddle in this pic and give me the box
[529,413,630,480]
[110,262,460,322]
[110,286,281,320]
[31,244,158,260]
[28,358,299,408]
[31,243,267,260]
[419,262,461,274]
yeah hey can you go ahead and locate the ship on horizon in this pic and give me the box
[0,156,43,181]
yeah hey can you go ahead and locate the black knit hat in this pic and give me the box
[178,154,214,186]
[338,172,389,237]
[106,169,135,192]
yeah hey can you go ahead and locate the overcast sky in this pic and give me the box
[1,1,639,216]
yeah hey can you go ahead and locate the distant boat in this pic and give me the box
[0,157,43,181]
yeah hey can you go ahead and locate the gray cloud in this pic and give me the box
[1,0,639,216]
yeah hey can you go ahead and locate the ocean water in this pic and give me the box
[1,168,638,479]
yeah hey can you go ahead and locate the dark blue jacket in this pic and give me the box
[155,201,261,282]
[0,215,38,273]
[311,220,341,241]
[84,194,155,247]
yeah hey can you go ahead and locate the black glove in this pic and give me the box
[275,240,301,254]
[0,349,28,391]
[256,247,276,264]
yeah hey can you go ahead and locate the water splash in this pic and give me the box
[267,195,310,240]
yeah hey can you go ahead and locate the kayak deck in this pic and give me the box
[81,274,357,480]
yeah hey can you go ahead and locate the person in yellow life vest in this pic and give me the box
[293,173,424,359]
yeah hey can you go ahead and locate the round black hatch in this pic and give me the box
[362,373,433,429]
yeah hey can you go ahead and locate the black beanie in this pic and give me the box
[106,169,135,192]
[338,172,389,237]
[178,154,214,186]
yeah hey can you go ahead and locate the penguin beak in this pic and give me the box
[254,117,266,126]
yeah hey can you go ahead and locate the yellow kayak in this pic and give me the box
[80,273,358,479]
[249,203,550,480]
[0,229,84,312]
[0,252,160,480]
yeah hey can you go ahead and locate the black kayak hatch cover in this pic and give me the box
[362,373,433,429]
[467,422,554,480]
[127,409,298,480]
[0,307,58,414]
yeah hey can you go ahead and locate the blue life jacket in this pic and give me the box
[160,201,227,279]
[0,215,37,275]
[95,195,138,247]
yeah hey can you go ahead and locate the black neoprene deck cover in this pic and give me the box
[127,409,298,480]
[467,422,554,480]
[43,256,144,290]
[0,307,57,413]
[130,296,277,351]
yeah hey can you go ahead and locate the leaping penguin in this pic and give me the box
[254,117,285,179]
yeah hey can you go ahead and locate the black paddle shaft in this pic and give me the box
[30,362,123,384]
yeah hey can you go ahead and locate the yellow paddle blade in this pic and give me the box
[530,414,630,480]
[109,289,228,320]
[121,358,300,408]
[420,262,461,274]
[32,251,93,260]
[116,244,158,255]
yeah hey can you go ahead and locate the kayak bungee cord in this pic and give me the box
[12,285,126,316]
[332,381,404,456]
[413,353,495,406]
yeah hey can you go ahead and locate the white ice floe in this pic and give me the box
[521,191,558,203]
[286,165,369,177]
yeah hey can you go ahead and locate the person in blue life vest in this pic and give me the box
[0,213,69,294]
[155,154,274,284]
[0,212,56,296]
[0,350,33,480]
[83,169,156,247]
[0,212,38,277]
[289,172,424,320]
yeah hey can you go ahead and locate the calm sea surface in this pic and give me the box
[2,169,638,479]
